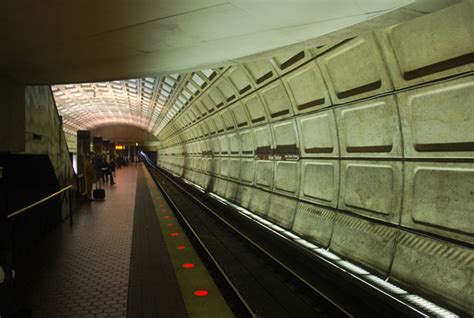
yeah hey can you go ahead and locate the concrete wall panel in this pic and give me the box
[259,80,293,120]
[221,109,235,131]
[211,157,221,175]
[317,33,392,104]
[253,126,273,156]
[216,78,237,105]
[398,76,474,159]
[228,158,241,181]
[194,101,208,117]
[268,194,298,229]
[330,213,397,276]
[220,158,229,177]
[274,161,299,196]
[200,93,216,114]
[225,181,239,202]
[391,230,474,314]
[272,49,310,75]
[339,161,403,224]
[243,59,276,87]
[335,96,402,158]
[403,161,474,244]
[212,177,227,197]
[239,129,254,156]
[213,114,225,134]
[240,159,255,184]
[378,1,474,88]
[249,188,271,217]
[228,132,240,156]
[300,160,339,208]
[209,86,225,109]
[272,120,299,157]
[230,102,250,128]
[255,160,274,189]
[227,66,253,96]
[297,111,338,158]
[236,185,253,209]
[242,94,268,125]
[218,135,229,155]
[283,61,331,114]
[210,137,219,155]
[292,203,335,248]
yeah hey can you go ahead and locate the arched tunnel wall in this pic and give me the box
[156,2,473,313]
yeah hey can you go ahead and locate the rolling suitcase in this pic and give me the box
[93,180,105,200]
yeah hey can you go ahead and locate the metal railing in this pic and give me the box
[7,185,74,225]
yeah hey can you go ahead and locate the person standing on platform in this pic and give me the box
[100,158,108,183]
[94,154,103,181]
[84,156,96,201]
[108,159,116,185]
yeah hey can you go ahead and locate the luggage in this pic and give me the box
[93,180,105,200]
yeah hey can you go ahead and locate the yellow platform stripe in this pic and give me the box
[143,166,234,318]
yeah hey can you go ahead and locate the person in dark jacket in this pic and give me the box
[94,154,103,180]
[99,159,108,183]
[107,160,115,185]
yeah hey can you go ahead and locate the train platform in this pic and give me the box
[11,164,232,318]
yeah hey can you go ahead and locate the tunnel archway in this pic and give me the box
[90,124,158,145]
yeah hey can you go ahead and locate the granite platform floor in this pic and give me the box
[13,165,138,318]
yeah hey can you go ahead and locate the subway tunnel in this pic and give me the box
[0,1,473,317]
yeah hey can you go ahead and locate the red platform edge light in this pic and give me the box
[170,232,180,237]
[163,216,170,219]
[166,223,173,227]
[182,263,195,268]
[176,245,186,250]
[193,290,209,297]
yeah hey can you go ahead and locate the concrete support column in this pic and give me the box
[77,130,91,175]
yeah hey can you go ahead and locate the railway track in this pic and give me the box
[142,157,429,317]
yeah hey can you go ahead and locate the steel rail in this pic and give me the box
[146,164,257,318]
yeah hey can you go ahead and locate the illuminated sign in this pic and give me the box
[115,145,125,150]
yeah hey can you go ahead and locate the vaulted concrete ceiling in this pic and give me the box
[52,75,180,133]
[52,69,217,135]
[1,0,418,85]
